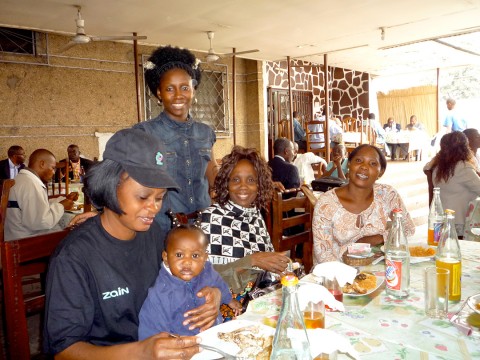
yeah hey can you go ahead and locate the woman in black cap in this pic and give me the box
[134,45,218,241]
[44,129,220,359]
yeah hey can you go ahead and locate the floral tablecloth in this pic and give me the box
[241,240,480,359]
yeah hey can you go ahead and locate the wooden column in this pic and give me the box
[232,48,237,145]
[287,56,294,140]
[133,33,142,123]
[324,54,330,162]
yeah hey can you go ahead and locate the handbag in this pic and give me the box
[311,176,347,192]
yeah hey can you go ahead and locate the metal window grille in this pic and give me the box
[0,27,36,55]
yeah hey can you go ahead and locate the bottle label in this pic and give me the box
[385,259,402,290]
[433,222,443,244]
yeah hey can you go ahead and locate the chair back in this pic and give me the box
[0,179,15,248]
[278,119,291,139]
[51,159,70,196]
[306,121,327,158]
[269,188,313,273]
[0,179,70,359]
[342,117,359,132]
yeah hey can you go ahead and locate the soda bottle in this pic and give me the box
[270,268,311,360]
[385,208,410,298]
[428,187,444,246]
[435,209,462,302]
[464,196,480,241]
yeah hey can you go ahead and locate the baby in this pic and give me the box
[138,224,241,338]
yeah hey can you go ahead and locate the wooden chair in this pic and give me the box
[1,179,71,359]
[269,188,313,273]
[306,121,327,158]
[51,160,70,196]
[278,119,291,139]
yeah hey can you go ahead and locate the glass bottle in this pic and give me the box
[428,187,444,246]
[465,196,480,241]
[435,209,462,302]
[385,208,410,298]
[270,271,312,360]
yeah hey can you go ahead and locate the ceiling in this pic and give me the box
[1,0,480,77]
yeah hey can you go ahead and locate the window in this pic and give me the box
[143,59,230,137]
[0,27,36,55]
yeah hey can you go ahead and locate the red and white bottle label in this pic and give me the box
[385,259,402,290]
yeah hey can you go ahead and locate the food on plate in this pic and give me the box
[409,246,435,257]
[342,272,377,294]
[476,303,480,311]
[217,325,273,359]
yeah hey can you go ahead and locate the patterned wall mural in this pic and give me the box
[265,59,369,120]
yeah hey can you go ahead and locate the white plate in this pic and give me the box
[380,245,434,263]
[344,275,384,297]
[192,320,274,360]
[467,293,480,315]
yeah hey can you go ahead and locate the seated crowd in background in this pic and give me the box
[0,145,26,180]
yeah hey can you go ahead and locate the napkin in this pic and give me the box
[307,328,360,360]
[297,283,345,312]
[312,261,357,287]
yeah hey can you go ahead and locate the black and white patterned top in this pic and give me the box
[201,201,274,265]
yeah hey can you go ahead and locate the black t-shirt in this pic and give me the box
[43,215,164,355]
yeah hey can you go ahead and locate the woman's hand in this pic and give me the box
[251,251,291,275]
[142,333,201,359]
[68,211,98,227]
[183,287,221,332]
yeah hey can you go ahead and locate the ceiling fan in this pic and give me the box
[59,6,147,53]
[204,31,259,62]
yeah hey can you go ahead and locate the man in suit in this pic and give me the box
[268,138,300,191]
[0,145,26,180]
[57,144,94,182]
[383,117,401,132]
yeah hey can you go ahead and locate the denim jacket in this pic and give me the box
[133,112,216,232]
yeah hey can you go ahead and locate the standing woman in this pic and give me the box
[134,45,218,238]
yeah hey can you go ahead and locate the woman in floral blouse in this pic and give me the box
[312,144,415,265]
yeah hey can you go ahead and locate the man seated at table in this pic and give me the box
[57,144,94,183]
[406,115,425,131]
[0,145,26,180]
[293,111,307,152]
[268,138,300,192]
[383,117,401,132]
[292,142,327,185]
[5,149,77,241]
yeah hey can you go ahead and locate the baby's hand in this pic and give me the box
[228,299,243,317]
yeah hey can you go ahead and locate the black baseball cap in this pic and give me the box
[103,128,179,190]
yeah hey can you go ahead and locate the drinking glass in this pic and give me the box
[424,266,449,318]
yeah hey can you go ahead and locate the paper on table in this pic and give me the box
[297,283,344,312]
[312,261,357,287]
[307,328,360,360]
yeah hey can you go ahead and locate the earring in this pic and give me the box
[157,98,163,105]
[193,98,198,105]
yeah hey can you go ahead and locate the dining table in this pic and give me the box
[238,240,480,359]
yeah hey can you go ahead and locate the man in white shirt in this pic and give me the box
[5,149,77,241]
[0,145,26,180]
[292,142,327,185]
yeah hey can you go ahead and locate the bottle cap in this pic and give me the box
[445,209,455,215]
[281,273,299,286]
[392,208,402,213]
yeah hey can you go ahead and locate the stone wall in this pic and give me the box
[265,59,369,120]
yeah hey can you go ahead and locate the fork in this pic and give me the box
[199,344,241,360]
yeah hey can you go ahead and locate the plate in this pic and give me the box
[343,275,384,297]
[467,294,480,315]
[191,319,274,360]
[380,245,435,264]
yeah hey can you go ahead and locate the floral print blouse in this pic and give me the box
[312,183,415,265]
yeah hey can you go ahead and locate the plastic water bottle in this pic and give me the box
[436,209,462,302]
[385,208,410,298]
[270,267,311,360]
[428,187,444,246]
